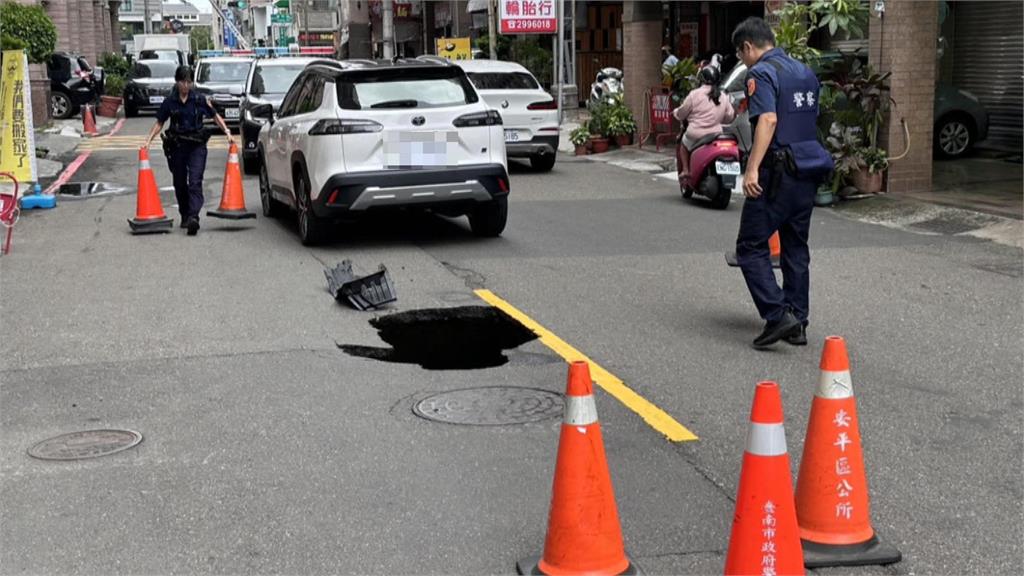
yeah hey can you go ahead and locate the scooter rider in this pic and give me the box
[143,65,234,236]
[673,64,736,182]
[732,17,834,349]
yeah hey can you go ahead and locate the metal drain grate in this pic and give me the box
[28,429,143,461]
[413,386,563,426]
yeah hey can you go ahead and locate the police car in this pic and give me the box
[251,58,510,245]
[194,55,254,126]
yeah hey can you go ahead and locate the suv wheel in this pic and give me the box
[530,152,557,172]
[259,155,283,218]
[468,196,508,237]
[295,168,327,245]
[935,115,975,159]
[51,92,73,119]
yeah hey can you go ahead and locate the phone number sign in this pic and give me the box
[500,0,556,34]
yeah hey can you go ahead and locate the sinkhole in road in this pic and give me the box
[58,182,128,197]
[339,306,538,370]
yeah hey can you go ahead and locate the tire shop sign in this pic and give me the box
[500,0,556,34]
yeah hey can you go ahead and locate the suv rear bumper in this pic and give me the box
[314,164,509,216]
[506,134,559,157]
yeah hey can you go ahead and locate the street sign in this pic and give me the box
[271,13,293,24]
[500,0,557,34]
[436,37,471,61]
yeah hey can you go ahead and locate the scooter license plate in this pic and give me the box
[716,161,741,175]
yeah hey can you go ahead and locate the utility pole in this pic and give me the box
[143,0,152,34]
[304,0,309,46]
[487,0,496,59]
[382,0,394,59]
[556,0,563,123]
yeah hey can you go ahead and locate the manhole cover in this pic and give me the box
[413,386,563,426]
[28,429,143,461]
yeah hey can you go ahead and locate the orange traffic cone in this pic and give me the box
[517,361,637,576]
[769,231,782,266]
[794,336,901,568]
[82,104,98,136]
[724,381,805,576]
[725,231,782,269]
[207,142,256,220]
[128,147,173,234]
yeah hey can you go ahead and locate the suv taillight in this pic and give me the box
[452,109,502,128]
[527,100,557,110]
[308,119,384,135]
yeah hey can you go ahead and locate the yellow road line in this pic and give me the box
[475,289,697,442]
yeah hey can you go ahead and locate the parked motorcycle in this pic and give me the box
[676,129,743,209]
[589,67,623,108]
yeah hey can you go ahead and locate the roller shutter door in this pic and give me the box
[953,1,1023,150]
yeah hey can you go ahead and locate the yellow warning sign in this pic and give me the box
[0,50,38,184]
[436,37,472,61]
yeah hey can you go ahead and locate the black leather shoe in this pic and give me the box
[179,220,188,229]
[784,324,808,346]
[186,217,200,236]
[753,312,801,349]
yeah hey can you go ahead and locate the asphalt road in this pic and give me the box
[1,117,1021,575]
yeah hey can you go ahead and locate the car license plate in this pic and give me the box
[504,129,520,143]
[384,131,454,168]
[225,108,240,119]
[716,160,741,175]
[148,96,164,104]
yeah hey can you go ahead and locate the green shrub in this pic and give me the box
[570,126,590,147]
[1,33,27,52]
[0,1,57,64]
[104,74,126,97]
[99,52,131,78]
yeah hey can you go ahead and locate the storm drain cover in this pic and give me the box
[413,386,563,426]
[28,429,143,461]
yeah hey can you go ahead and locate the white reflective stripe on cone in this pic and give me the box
[817,370,854,399]
[228,154,239,163]
[139,160,151,169]
[564,395,598,426]
[746,422,787,456]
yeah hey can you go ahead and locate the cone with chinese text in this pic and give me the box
[128,147,173,234]
[517,361,638,576]
[207,142,256,220]
[724,381,804,576]
[794,336,901,568]
[82,104,99,136]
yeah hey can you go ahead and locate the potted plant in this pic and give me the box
[606,103,637,147]
[570,126,590,156]
[852,146,888,194]
[98,74,124,117]
[587,105,611,154]
[97,52,130,117]
[825,122,863,199]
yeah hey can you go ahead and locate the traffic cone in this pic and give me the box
[725,231,782,269]
[82,104,98,136]
[127,148,173,234]
[207,142,256,220]
[724,381,804,576]
[794,336,902,568]
[517,361,638,576]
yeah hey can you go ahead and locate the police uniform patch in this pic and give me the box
[747,78,756,96]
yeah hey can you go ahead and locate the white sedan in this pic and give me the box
[458,59,560,172]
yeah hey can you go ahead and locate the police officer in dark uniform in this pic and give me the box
[143,66,234,236]
[732,18,834,349]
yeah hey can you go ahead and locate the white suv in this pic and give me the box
[254,59,510,245]
[457,59,559,171]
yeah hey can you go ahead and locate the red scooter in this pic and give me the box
[676,130,743,210]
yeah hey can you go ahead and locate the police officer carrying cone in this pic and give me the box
[143,66,234,236]
[732,18,834,349]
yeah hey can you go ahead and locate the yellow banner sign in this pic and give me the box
[0,50,38,185]
[436,37,472,61]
